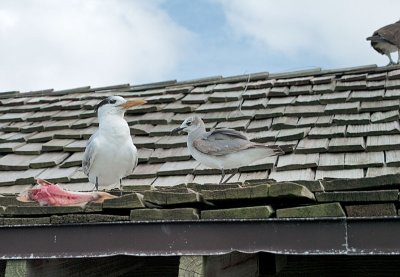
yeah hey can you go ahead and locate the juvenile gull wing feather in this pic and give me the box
[209,128,249,140]
[193,128,257,156]
[82,131,99,175]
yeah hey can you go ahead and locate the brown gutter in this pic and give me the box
[0,217,400,259]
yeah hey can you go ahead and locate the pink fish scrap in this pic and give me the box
[17,179,117,207]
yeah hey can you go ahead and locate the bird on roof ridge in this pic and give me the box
[173,115,284,184]
[82,95,146,191]
[367,20,400,65]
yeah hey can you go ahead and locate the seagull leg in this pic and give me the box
[223,169,239,184]
[397,50,400,64]
[219,168,225,184]
[387,53,395,65]
[119,178,123,196]
[95,176,99,191]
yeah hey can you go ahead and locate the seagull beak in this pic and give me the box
[120,99,146,109]
[172,126,184,134]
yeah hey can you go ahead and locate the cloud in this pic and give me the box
[216,0,400,68]
[0,0,193,91]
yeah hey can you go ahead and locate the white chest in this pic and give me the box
[375,41,398,54]
[88,115,137,187]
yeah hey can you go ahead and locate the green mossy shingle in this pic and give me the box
[143,190,199,205]
[276,203,345,218]
[322,175,400,191]
[315,190,399,202]
[201,184,268,201]
[201,206,274,219]
[2,217,50,225]
[346,203,397,217]
[102,193,145,209]
[186,183,241,192]
[0,206,84,216]
[0,196,40,206]
[268,182,315,200]
[121,184,153,192]
[50,214,129,224]
[202,182,314,202]
[84,202,103,213]
[130,208,199,221]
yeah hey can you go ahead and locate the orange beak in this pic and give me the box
[119,99,146,109]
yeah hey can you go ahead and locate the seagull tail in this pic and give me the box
[253,144,285,156]
[270,145,285,155]
[366,35,387,43]
[277,144,296,153]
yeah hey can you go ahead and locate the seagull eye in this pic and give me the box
[109,99,117,104]
[187,121,192,126]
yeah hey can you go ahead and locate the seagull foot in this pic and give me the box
[219,169,225,184]
[222,169,238,184]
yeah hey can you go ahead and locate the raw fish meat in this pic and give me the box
[17,179,116,207]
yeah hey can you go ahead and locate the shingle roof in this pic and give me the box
[1,64,400,222]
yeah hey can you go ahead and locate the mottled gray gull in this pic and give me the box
[173,115,284,184]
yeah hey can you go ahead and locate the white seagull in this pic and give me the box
[82,96,145,190]
[173,115,284,184]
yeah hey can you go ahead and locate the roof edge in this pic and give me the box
[1,218,400,258]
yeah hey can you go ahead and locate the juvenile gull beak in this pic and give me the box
[172,126,184,134]
[120,99,146,109]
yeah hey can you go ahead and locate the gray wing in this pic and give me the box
[193,128,253,156]
[82,132,99,175]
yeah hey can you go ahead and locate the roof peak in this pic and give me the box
[4,63,400,99]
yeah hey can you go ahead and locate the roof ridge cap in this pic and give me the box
[129,80,177,91]
[319,64,378,75]
[268,67,322,79]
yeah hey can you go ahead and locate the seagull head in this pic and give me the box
[172,115,205,134]
[95,96,146,118]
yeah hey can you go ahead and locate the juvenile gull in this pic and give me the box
[82,96,145,190]
[173,116,284,184]
[367,20,400,65]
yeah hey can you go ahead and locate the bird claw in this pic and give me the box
[387,60,399,66]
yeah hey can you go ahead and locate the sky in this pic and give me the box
[0,0,400,91]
